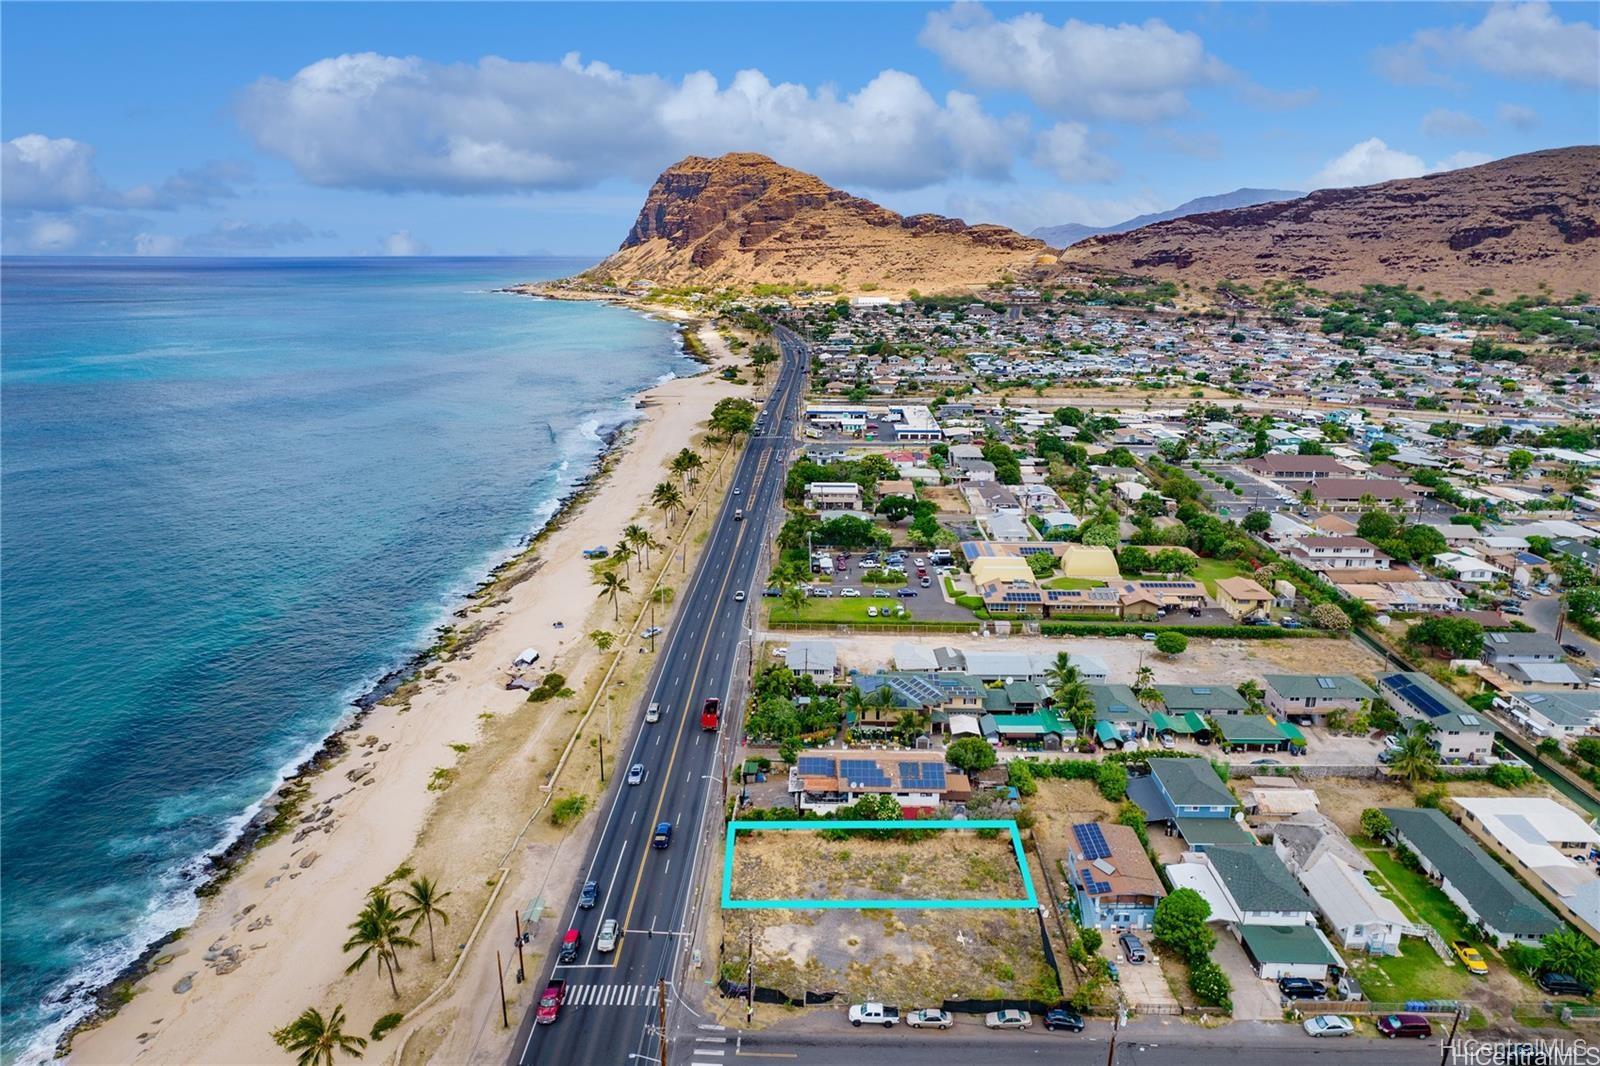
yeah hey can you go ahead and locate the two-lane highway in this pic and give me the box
[514,327,807,1066]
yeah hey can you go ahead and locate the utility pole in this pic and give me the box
[657,979,669,1066]
[496,951,509,1028]
[598,729,606,785]
[1439,1004,1464,1066]
[1105,996,1123,1066]
[746,925,755,1026]
[513,914,525,983]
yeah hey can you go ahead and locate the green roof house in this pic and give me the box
[1381,807,1560,947]
[1155,684,1248,716]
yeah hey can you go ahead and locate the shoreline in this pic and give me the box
[60,311,750,1065]
[51,413,637,1059]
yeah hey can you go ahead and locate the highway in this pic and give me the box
[513,327,807,1066]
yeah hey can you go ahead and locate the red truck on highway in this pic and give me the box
[700,697,720,731]
[536,979,567,1024]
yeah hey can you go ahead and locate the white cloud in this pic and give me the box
[944,187,1164,236]
[1428,151,1494,173]
[1031,122,1120,182]
[1378,2,1599,89]
[918,3,1227,121]
[1311,138,1425,188]
[1498,102,1541,129]
[381,230,430,256]
[133,233,184,256]
[2,134,246,214]
[235,52,1028,195]
[1419,108,1486,138]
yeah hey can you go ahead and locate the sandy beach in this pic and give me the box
[67,317,754,1065]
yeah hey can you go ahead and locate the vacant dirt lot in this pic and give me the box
[809,633,1388,685]
[730,828,1027,902]
[722,907,1056,1007]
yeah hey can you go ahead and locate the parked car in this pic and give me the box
[1537,971,1594,997]
[1503,603,1524,616]
[1106,961,1120,983]
[762,587,781,597]
[1383,734,1402,751]
[1565,644,1589,659]
[920,577,931,588]
[1044,1008,1085,1032]
[903,1008,952,1030]
[1378,749,1399,764]
[810,587,831,598]
[577,880,598,909]
[866,606,879,617]
[1157,733,1176,749]
[1118,933,1147,963]
[1452,939,1489,976]
[1377,1013,1432,1039]
[1278,977,1327,1000]
[873,588,891,598]
[848,1003,899,1028]
[840,588,860,598]
[1303,1015,1354,1038]
[1251,758,1283,766]
[595,918,620,953]
[1141,632,1158,641]
[984,1010,1032,1030]
[897,588,918,598]
[626,763,645,786]
[642,626,662,638]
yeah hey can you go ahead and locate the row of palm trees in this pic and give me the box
[271,876,452,1063]
[603,449,708,622]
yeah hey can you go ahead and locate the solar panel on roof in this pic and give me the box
[1460,714,1480,726]
[796,756,837,776]
[840,758,891,787]
[1080,868,1113,895]
[1191,687,1211,695]
[1073,823,1111,861]
[1317,677,1337,689]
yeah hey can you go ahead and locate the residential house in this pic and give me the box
[1261,674,1377,724]
[1065,822,1166,930]
[1378,672,1498,763]
[804,481,864,514]
[1505,689,1600,739]
[1432,551,1507,584]
[1481,631,1584,687]
[1154,684,1249,718]
[1381,806,1561,947]
[1088,684,1150,746]
[1211,714,1302,752]
[1215,576,1274,620]
[783,640,837,682]
[1455,797,1600,937]
[1288,536,1391,572]
[1296,852,1410,956]
[788,751,970,815]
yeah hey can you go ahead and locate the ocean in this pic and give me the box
[0,257,692,1062]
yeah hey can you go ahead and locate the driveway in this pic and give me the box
[1103,935,1178,1011]
[1212,931,1280,1020]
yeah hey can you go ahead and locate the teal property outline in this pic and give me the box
[721,819,1039,910]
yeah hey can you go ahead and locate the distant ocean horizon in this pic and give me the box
[0,257,693,1063]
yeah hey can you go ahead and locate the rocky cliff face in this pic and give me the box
[592,153,1045,292]
[1060,147,1599,297]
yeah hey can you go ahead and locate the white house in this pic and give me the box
[783,640,837,682]
[1432,551,1507,584]
[1296,852,1409,956]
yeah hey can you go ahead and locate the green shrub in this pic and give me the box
[526,672,568,703]
[1094,762,1128,801]
[549,794,589,827]
[1188,959,1232,1011]
[1037,622,1325,639]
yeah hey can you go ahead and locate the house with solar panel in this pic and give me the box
[1261,674,1377,725]
[1378,672,1497,763]
[1065,822,1165,930]
[1481,632,1585,687]
[787,751,968,815]
[1505,689,1600,739]
[1087,684,1150,748]
[1154,684,1248,718]
[1381,806,1561,947]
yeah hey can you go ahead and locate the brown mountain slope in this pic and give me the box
[1060,146,1599,297]
[586,153,1046,293]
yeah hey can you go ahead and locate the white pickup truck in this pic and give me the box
[848,1003,899,1028]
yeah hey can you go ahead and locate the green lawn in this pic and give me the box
[1364,848,1476,941]
[1186,558,1254,597]
[1354,846,1492,1001]
[1044,577,1106,590]
[769,597,915,625]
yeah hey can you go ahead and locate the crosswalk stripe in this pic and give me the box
[694,1050,725,1057]
[695,1037,727,1044]
[561,982,666,1009]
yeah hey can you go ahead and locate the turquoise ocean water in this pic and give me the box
[0,257,690,1061]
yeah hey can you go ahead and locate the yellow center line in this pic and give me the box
[615,418,778,954]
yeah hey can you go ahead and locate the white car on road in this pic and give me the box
[1303,1015,1354,1038]
[904,1009,953,1030]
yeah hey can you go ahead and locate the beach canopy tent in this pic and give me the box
[514,647,541,666]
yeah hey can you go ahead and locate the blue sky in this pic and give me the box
[3,1,1595,257]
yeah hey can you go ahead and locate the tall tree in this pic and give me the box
[596,570,630,623]
[399,876,453,963]
[651,482,684,526]
[1391,722,1440,785]
[343,891,418,997]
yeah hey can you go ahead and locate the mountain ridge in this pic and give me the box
[1032,187,1303,247]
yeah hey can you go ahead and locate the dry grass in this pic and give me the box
[730,829,1026,902]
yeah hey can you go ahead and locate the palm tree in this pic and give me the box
[596,570,630,623]
[1059,682,1096,740]
[636,530,662,572]
[1237,679,1265,710]
[271,1004,367,1066]
[1133,664,1155,696]
[781,582,807,620]
[1042,652,1078,706]
[343,891,418,997]
[651,482,683,526]
[1391,722,1440,785]
[399,876,452,963]
[589,629,615,653]
[611,544,634,580]
[623,524,650,570]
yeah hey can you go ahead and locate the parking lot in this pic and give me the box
[794,551,976,622]
[1197,463,1295,517]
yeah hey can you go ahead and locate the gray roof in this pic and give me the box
[784,640,836,672]
[1381,807,1560,938]
[1149,758,1237,809]
[1206,845,1314,913]
[1154,684,1248,713]
[1482,631,1564,658]
[1090,684,1148,721]
[1262,674,1377,701]
[1517,690,1600,729]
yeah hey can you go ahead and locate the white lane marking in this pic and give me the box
[696,1036,728,1044]
[694,1050,726,1057]
[630,810,637,825]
